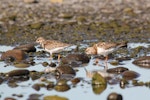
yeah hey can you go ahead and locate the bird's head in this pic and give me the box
[36,37,45,44]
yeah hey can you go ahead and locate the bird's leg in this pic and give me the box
[49,53,53,60]
[84,68,93,78]
[57,54,61,62]
[94,57,104,67]
[104,56,108,71]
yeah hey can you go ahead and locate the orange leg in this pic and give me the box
[58,54,61,62]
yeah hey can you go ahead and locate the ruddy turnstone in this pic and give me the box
[85,41,127,69]
[36,37,71,61]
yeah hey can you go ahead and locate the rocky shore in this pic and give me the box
[0,0,150,45]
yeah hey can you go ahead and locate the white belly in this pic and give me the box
[97,47,115,56]
[45,46,68,54]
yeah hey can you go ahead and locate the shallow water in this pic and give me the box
[0,43,150,100]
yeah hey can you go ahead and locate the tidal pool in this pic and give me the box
[0,43,150,100]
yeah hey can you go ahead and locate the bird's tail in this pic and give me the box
[118,41,128,48]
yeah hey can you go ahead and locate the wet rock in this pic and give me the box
[47,82,55,90]
[1,50,27,61]
[132,80,145,86]
[7,69,30,77]
[42,62,49,67]
[44,95,68,100]
[61,53,90,67]
[0,77,3,84]
[27,94,43,100]
[4,97,16,100]
[4,56,15,63]
[32,83,41,91]
[49,62,57,67]
[54,79,70,92]
[119,79,129,89]
[56,65,76,76]
[115,57,131,61]
[14,44,36,53]
[14,62,30,68]
[8,82,18,88]
[107,92,123,100]
[122,70,140,80]
[109,60,119,66]
[132,56,150,68]
[29,71,43,80]
[71,78,81,85]
[32,83,46,91]
[107,67,129,74]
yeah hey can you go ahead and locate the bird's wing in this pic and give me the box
[96,42,118,49]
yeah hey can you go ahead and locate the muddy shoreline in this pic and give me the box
[0,0,150,45]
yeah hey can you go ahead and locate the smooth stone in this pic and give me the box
[56,65,76,76]
[14,63,30,68]
[7,69,30,77]
[61,53,90,67]
[44,95,68,100]
[14,44,36,53]
[107,67,129,74]
[132,56,150,68]
[107,92,123,100]
[27,94,43,100]
[1,50,27,61]
[4,97,16,100]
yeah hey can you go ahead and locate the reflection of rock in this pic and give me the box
[56,65,76,76]
[85,68,115,79]
[54,79,70,92]
[61,53,90,67]
[1,50,27,61]
[14,44,36,53]
[107,67,129,74]
[92,73,107,94]
[122,70,140,80]
[132,56,150,68]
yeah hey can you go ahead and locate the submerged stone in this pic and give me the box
[44,95,68,100]
[1,50,27,61]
